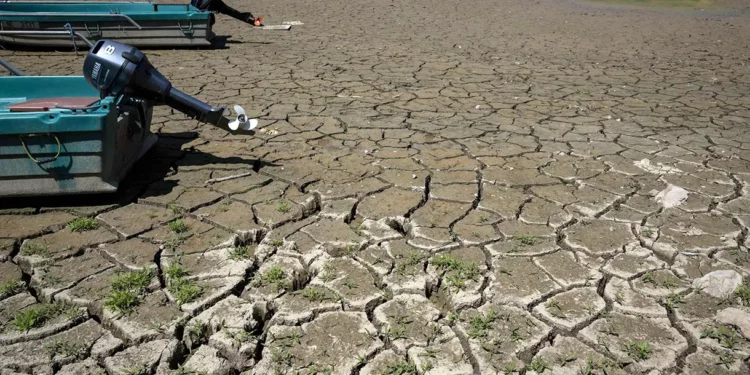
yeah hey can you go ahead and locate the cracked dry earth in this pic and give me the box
[2,0,750,374]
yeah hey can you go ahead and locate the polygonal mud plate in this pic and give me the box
[604,278,667,318]
[426,247,487,310]
[310,257,383,312]
[407,334,473,374]
[0,293,87,345]
[0,320,121,372]
[242,255,307,301]
[102,291,187,344]
[382,240,434,296]
[526,336,626,375]
[103,339,179,375]
[455,303,551,375]
[533,287,605,331]
[161,247,254,280]
[534,250,601,288]
[30,250,114,301]
[269,285,341,325]
[372,294,442,353]
[486,256,562,307]
[578,312,688,372]
[254,312,383,374]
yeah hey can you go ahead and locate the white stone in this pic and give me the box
[692,270,743,299]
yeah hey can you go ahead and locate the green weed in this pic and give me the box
[228,245,253,260]
[168,219,189,234]
[12,301,81,332]
[68,217,99,232]
[624,341,652,361]
[21,241,49,257]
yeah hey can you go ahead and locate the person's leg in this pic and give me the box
[205,0,261,26]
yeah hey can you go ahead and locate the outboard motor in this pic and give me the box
[83,39,256,133]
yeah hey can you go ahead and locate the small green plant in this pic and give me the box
[515,234,537,246]
[467,308,498,340]
[0,280,23,296]
[164,262,188,280]
[386,326,408,341]
[319,262,337,282]
[105,268,152,314]
[12,301,81,332]
[502,362,517,375]
[168,219,189,234]
[557,352,577,366]
[163,261,203,306]
[396,250,424,275]
[545,299,566,318]
[432,254,480,291]
[169,204,187,215]
[381,359,417,375]
[625,341,652,361]
[342,280,358,289]
[44,340,86,359]
[300,288,328,302]
[530,357,548,373]
[276,203,291,213]
[701,325,740,349]
[68,217,99,232]
[259,266,288,291]
[641,271,656,285]
[187,321,208,345]
[228,245,253,260]
[224,328,254,344]
[735,284,750,306]
[169,277,203,306]
[111,268,152,292]
[21,241,49,257]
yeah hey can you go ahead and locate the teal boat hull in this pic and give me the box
[0,76,156,197]
[0,2,214,48]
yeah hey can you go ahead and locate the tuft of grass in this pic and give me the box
[276,203,291,213]
[735,284,750,306]
[270,239,284,248]
[228,245,253,260]
[467,308,498,340]
[319,262,337,282]
[169,277,203,306]
[105,269,153,314]
[300,288,328,302]
[259,266,289,291]
[111,268,152,293]
[545,299,566,318]
[20,241,50,257]
[164,261,202,306]
[12,301,81,332]
[44,340,86,359]
[514,234,537,246]
[432,254,480,291]
[701,325,740,349]
[68,217,99,232]
[382,359,417,374]
[624,341,652,361]
[168,219,189,234]
[0,280,23,296]
[530,357,549,373]
[396,250,424,275]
